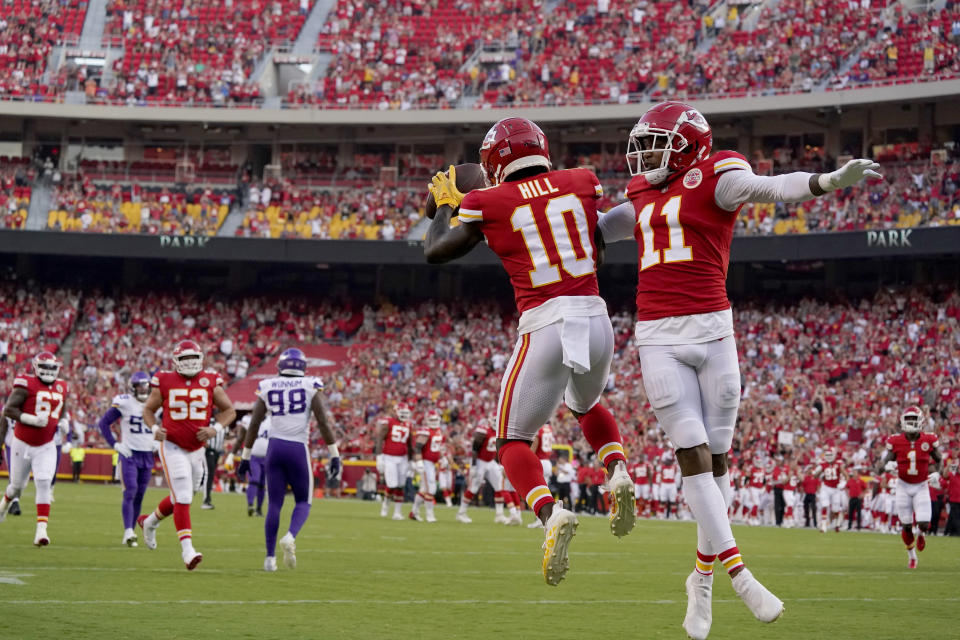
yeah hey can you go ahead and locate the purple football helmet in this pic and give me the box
[278,348,307,377]
[130,371,151,401]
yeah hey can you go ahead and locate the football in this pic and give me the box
[423,162,487,219]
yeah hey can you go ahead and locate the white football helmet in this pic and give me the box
[822,449,836,463]
[899,406,924,435]
[172,340,204,377]
[33,351,62,384]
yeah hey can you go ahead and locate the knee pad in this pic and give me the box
[175,493,194,505]
[707,425,734,455]
[645,368,682,410]
[714,373,741,409]
[6,486,22,499]
[34,478,52,504]
[666,414,709,450]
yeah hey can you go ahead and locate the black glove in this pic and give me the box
[329,456,341,479]
[237,459,250,478]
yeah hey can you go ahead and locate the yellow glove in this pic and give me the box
[428,165,465,209]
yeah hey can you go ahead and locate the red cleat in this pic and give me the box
[908,558,917,570]
[917,534,925,552]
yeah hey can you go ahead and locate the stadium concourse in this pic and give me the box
[1,275,957,533]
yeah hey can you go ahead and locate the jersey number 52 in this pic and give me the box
[169,388,209,420]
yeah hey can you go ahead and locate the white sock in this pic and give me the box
[393,501,402,516]
[145,512,160,528]
[509,506,519,517]
[413,494,423,512]
[684,472,736,555]
[495,502,505,517]
[697,472,735,555]
[908,547,917,561]
[425,501,435,519]
[179,537,194,553]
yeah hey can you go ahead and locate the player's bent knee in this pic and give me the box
[668,416,709,451]
[645,369,682,409]
[707,425,734,455]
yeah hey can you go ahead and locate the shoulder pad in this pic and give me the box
[625,174,655,200]
[710,151,751,175]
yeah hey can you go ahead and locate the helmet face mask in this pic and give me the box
[425,410,441,429]
[278,347,308,377]
[823,449,836,463]
[172,340,204,377]
[33,352,61,384]
[899,406,924,436]
[130,371,151,402]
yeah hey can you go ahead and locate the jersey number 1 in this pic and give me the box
[512,194,595,287]
[636,195,693,271]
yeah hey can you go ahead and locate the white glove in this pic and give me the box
[375,454,385,474]
[412,459,425,475]
[819,159,882,192]
[225,452,235,469]
[928,471,941,488]
[114,442,133,458]
[19,413,46,427]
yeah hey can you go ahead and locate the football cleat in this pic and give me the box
[9,499,20,516]
[506,513,523,526]
[409,511,422,522]
[123,528,138,547]
[683,571,713,640]
[380,501,389,517]
[425,514,438,523]
[494,514,509,524]
[528,519,544,529]
[391,513,403,521]
[182,547,203,571]
[917,534,926,552]
[455,513,472,524]
[33,523,50,547]
[541,507,578,586]
[137,514,158,550]
[201,501,215,510]
[607,462,637,538]
[264,556,277,572]
[908,557,918,570]
[248,505,255,517]
[279,533,297,569]
[731,568,784,623]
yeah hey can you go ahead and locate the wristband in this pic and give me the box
[241,446,252,461]
[151,424,159,434]
[809,173,827,196]
[327,443,339,458]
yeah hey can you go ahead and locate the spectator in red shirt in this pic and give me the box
[802,471,820,528]
[944,461,960,536]
[846,471,866,531]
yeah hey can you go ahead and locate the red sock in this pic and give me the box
[751,505,758,518]
[463,490,476,502]
[577,404,626,468]
[901,528,915,549]
[392,489,403,503]
[695,550,717,576]
[155,495,174,520]
[36,503,50,524]
[494,491,505,505]
[173,503,192,543]
[498,441,554,516]
[511,491,522,508]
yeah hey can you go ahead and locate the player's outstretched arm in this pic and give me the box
[597,202,636,244]
[97,407,123,447]
[715,158,882,210]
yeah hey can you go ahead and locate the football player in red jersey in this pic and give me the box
[425,117,635,586]
[875,406,943,569]
[375,402,413,520]
[0,352,69,546]
[456,418,508,524]
[409,409,446,523]
[598,101,882,638]
[137,340,236,570]
[813,449,846,533]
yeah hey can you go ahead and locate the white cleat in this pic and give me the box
[607,462,637,538]
[122,528,138,547]
[683,571,713,640]
[731,567,784,623]
[264,556,277,572]
[391,513,403,521]
[279,533,297,569]
[34,523,50,547]
[182,547,203,571]
[541,507,579,586]
[528,519,544,529]
[494,514,509,524]
[0,495,10,523]
[425,514,437,523]
[455,513,472,524]
[137,514,158,550]
[380,501,388,517]
[506,513,522,526]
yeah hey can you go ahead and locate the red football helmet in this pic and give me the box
[33,351,62,384]
[899,406,924,435]
[395,402,412,422]
[822,448,837,463]
[172,340,204,377]
[626,101,713,184]
[425,409,441,429]
[479,117,551,186]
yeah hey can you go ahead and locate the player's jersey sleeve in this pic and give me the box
[205,370,225,387]
[926,433,940,449]
[13,375,29,389]
[457,189,486,224]
[713,151,817,211]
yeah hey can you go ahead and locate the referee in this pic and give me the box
[202,421,226,509]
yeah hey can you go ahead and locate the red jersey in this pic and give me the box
[152,370,223,452]
[534,425,554,460]
[747,466,766,489]
[475,424,498,462]
[458,168,603,313]
[417,427,445,463]
[886,433,939,484]
[631,462,650,485]
[660,464,678,484]
[379,417,411,457]
[12,374,67,446]
[625,151,749,321]
[817,461,843,488]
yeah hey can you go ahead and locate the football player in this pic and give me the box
[138,340,236,571]
[97,371,155,546]
[599,100,881,638]
[875,406,943,569]
[375,402,413,520]
[0,352,68,545]
[660,453,680,519]
[409,409,446,523]
[238,348,339,571]
[456,418,508,524]
[425,117,635,586]
[234,412,270,517]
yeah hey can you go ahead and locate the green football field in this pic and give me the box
[0,483,957,640]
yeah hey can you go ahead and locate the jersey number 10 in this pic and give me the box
[512,193,595,288]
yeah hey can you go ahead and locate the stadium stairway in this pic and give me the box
[78,0,109,50]
[292,0,339,55]
[25,182,53,231]
[217,204,247,237]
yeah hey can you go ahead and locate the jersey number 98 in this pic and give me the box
[266,388,307,416]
